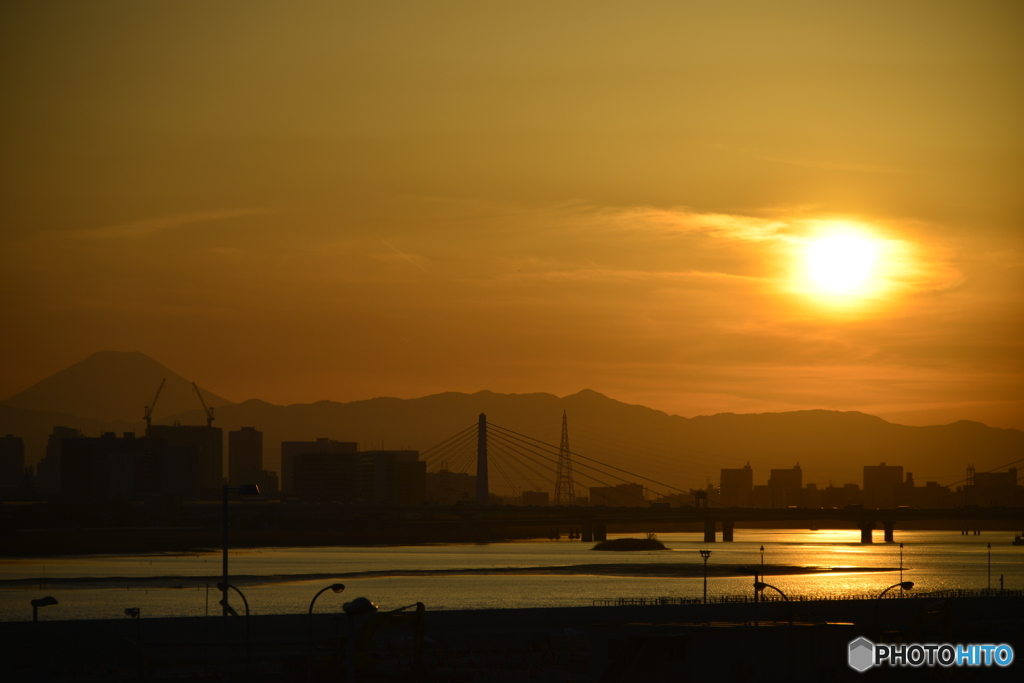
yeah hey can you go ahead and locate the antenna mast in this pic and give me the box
[192,382,215,427]
[143,378,166,430]
[554,410,576,506]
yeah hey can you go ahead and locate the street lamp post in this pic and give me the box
[308,583,346,681]
[755,581,789,601]
[757,545,765,605]
[987,543,992,593]
[31,596,58,622]
[222,483,260,681]
[754,581,791,626]
[877,581,914,600]
[899,543,904,587]
[31,596,59,679]
[699,550,712,604]
[874,581,914,635]
[218,583,251,672]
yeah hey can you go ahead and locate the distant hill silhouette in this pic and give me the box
[173,389,1021,491]
[2,351,230,423]
[2,353,1021,492]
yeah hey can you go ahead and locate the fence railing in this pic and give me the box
[592,588,1023,607]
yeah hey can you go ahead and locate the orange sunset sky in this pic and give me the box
[2,2,1022,430]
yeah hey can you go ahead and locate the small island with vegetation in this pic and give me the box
[592,534,667,551]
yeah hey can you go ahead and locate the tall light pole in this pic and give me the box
[755,581,789,601]
[699,549,712,604]
[758,545,765,604]
[899,543,904,587]
[223,483,260,681]
[987,543,992,592]
[218,583,251,673]
[877,581,914,600]
[754,581,792,626]
[875,581,914,634]
[308,583,346,681]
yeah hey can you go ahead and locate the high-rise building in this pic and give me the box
[720,462,753,507]
[967,468,1019,507]
[228,427,263,487]
[768,463,803,507]
[369,450,425,506]
[822,483,862,509]
[36,426,82,495]
[281,439,357,494]
[146,425,223,498]
[0,434,25,495]
[60,432,201,500]
[863,462,903,509]
[292,451,368,501]
[802,483,823,509]
[425,469,476,505]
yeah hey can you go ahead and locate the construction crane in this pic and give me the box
[143,378,167,430]
[192,381,215,427]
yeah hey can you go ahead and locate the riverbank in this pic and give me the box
[6,596,1022,682]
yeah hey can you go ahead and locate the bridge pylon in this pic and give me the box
[554,410,576,506]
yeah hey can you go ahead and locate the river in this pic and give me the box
[2,529,1020,621]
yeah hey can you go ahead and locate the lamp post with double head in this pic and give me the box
[699,549,712,604]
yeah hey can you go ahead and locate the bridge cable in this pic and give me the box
[487,430,655,505]
[490,423,687,497]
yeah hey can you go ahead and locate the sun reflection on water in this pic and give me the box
[1,529,1017,621]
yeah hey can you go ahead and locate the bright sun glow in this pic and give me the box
[805,233,880,295]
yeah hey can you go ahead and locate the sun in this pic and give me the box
[804,233,880,296]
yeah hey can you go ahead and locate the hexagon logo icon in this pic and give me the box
[848,637,875,672]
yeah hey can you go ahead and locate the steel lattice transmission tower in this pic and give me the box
[554,410,576,506]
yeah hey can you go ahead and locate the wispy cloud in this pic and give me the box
[72,209,269,240]
[608,207,794,244]
[711,143,908,175]
[378,238,431,273]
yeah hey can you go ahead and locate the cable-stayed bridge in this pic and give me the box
[412,413,1022,544]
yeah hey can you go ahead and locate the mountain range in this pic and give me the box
[2,351,1021,493]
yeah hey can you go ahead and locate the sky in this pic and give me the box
[2,1,1022,430]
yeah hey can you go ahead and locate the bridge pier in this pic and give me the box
[703,519,716,543]
[858,521,875,544]
[581,521,593,543]
[594,523,607,542]
[883,520,895,543]
[722,520,735,542]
